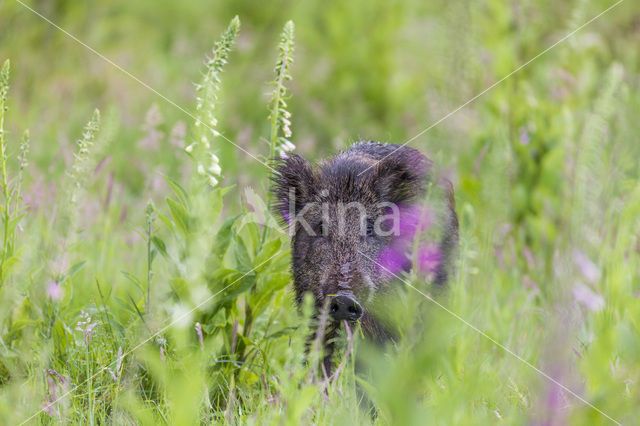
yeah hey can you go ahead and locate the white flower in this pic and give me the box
[208,162,222,176]
[185,143,194,153]
[197,164,206,175]
[281,140,296,152]
[199,135,211,149]
[75,310,98,346]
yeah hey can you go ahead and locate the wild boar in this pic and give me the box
[272,141,458,371]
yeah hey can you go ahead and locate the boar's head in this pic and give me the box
[272,142,456,333]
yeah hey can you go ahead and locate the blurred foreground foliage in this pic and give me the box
[0,0,639,424]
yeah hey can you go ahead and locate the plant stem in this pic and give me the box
[146,219,152,313]
[0,61,11,285]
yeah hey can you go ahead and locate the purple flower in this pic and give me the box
[157,338,167,362]
[42,369,69,417]
[377,247,407,275]
[75,311,98,346]
[109,346,124,382]
[572,282,604,311]
[417,244,442,273]
[398,205,433,241]
[519,127,530,145]
[282,208,291,225]
[542,381,568,425]
[47,369,66,384]
[572,249,600,284]
[107,368,118,382]
[116,346,123,371]
[195,322,204,350]
[46,281,63,301]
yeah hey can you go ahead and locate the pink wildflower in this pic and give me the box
[572,282,604,311]
[46,281,63,301]
[417,244,442,273]
[398,205,433,241]
[195,322,204,350]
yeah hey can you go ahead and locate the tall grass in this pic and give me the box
[0,1,639,424]
[0,59,28,287]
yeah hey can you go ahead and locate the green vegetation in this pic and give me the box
[0,0,639,424]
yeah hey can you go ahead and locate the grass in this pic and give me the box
[0,0,639,424]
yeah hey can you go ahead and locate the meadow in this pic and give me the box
[0,0,639,424]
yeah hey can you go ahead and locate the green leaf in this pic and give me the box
[113,296,135,314]
[127,293,146,321]
[169,277,190,300]
[166,197,190,235]
[209,185,234,223]
[58,261,87,284]
[266,326,298,340]
[7,212,27,231]
[121,271,144,294]
[218,274,255,304]
[163,175,190,208]
[252,272,291,312]
[264,272,291,292]
[157,212,174,233]
[213,215,240,256]
[201,308,228,334]
[68,261,87,278]
[233,235,252,271]
[151,235,168,258]
[1,255,20,277]
[255,238,282,265]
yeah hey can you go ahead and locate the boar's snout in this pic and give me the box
[329,292,363,322]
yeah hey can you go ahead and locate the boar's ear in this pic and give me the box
[374,148,431,204]
[271,154,317,224]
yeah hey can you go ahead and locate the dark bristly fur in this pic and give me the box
[271,141,458,373]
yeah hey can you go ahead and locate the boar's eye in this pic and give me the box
[366,220,375,237]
